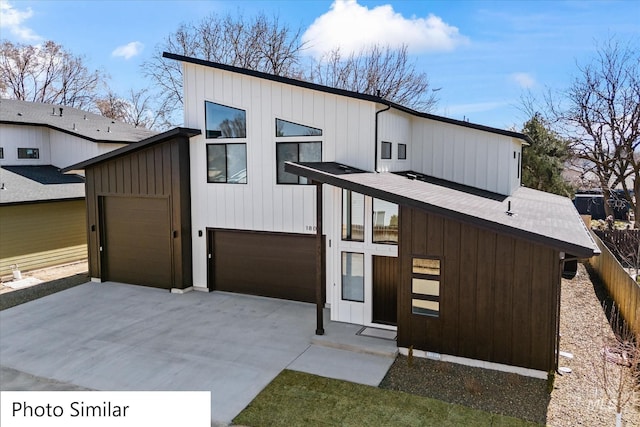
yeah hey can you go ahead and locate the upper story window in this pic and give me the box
[205,101,246,138]
[398,144,407,160]
[18,148,39,159]
[276,142,321,184]
[372,198,398,244]
[381,141,392,159]
[342,190,364,242]
[276,118,322,137]
[207,144,247,184]
[275,118,323,185]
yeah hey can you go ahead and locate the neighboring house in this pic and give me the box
[64,53,598,378]
[0,99,156,277]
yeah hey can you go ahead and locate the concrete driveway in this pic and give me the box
[0,281,394,424]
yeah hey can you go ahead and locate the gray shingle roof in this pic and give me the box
[285,161,599,258]
[0,166,84,204]
[0,99,156,143]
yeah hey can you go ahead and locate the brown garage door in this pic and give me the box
[210,230,316,303]
[102,196,172,289]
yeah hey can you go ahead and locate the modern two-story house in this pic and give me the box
[65,53,598,377]
[0,99,155,276]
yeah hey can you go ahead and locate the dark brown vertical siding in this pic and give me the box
[457,223,478,358]
[83,136,192,289]
[372,256,399,325]
[441,220,460,356]
[398,206,559,372]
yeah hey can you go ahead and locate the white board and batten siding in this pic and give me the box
[0,124,126,169]
[0,125,51,166]
[182,62,377,288]
[409,117,522,196]
[49,132,126,169]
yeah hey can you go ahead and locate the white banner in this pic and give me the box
[1,391,211,427]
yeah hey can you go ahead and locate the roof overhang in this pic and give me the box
[62,127,201,173]
[285,161,599,258]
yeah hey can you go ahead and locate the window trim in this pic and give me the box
[381,141,392,159]
[206,143,247,184]
[341,251,365,303]
[411,256,441,317]
[398,143,407,160]
[372,198,398,245]
[342,190,365,242]
[275,118,322,137]
[17,148,39,159]
[204,100,247,139]
[275,141,322,185]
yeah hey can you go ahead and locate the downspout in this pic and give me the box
[374,102,392,173]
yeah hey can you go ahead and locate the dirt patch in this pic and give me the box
[380,263,640,426]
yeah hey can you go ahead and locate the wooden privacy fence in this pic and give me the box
[593,229,640,268]
[589,230,640,337]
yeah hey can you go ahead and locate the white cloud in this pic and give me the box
[511,72,535,89]
[0,0,41,41]
[112,41,144,60]
[302,0,468,57]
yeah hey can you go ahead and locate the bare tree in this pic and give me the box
[597,305,640,427]
[0,40,106,110]
[142,12,306,127]
[309,44,438,112]
[96,89,160,129]
[547,38,640,222]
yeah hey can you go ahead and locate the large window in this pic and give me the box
[411,257,441,317]
[276,142,321,184]
[207,144,247,183]
[205,101,246,138]
[18,148,39,159]
[342,252,364,302]
[342,190,365,241]
[373,199,398,244]
[276,118,322,137]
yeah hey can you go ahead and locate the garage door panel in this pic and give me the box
[212,230,316,303]
[103,196,172,289]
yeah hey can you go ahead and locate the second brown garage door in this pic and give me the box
[102,196,172,289]
[209,230,316,303]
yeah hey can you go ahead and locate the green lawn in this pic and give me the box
[233,370,541,427]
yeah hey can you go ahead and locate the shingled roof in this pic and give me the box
[285,161,599,258]
[0,98,156,143]
[0,165,84,205]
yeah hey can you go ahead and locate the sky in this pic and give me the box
[1,0,638,130]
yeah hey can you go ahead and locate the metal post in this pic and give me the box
[314,180,325,335]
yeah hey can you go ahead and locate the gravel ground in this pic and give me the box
[380,263,640,426]
[0,261,88,311]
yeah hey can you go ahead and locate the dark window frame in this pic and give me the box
[372,198,398,245]
[342,189,365,242]
[341,251,365,303]
[398,143,407,160]
[275,141,322,185]
[204,101,247,139]
[0,147,4,159]
[411,256,441,317]
[206,143,247,184]
[381,141,392,159]
[275,118,322,137]
[17,148,39,159]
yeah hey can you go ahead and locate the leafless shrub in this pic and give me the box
[463,377,483,395]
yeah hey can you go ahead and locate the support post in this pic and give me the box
[314,180,325,335]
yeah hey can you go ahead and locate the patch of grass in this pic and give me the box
[233,370,541,427]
